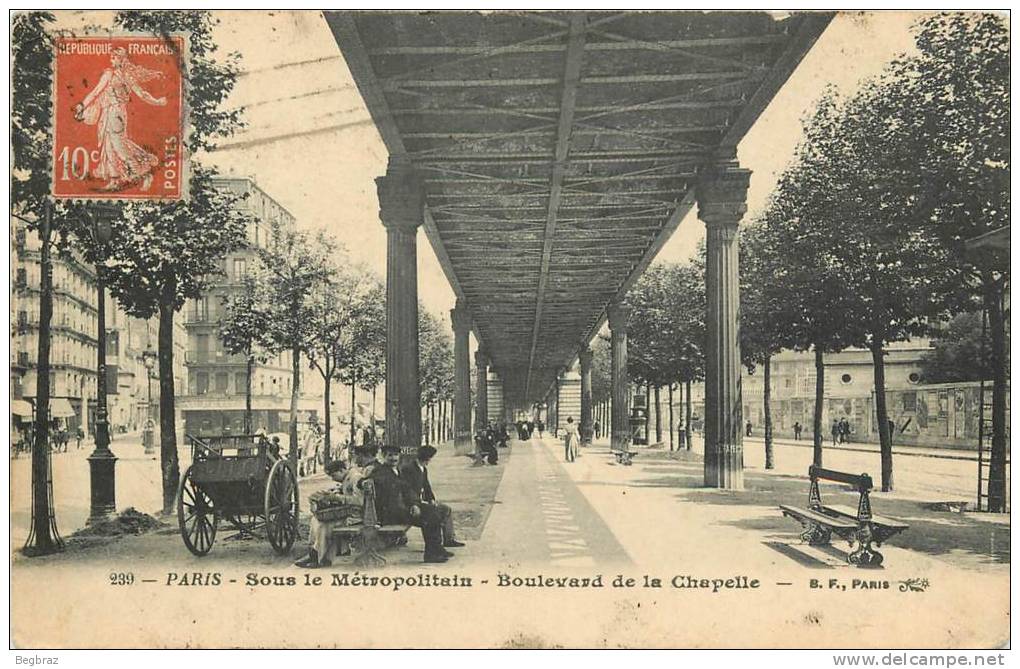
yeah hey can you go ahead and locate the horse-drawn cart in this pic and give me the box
[177,434,299,556]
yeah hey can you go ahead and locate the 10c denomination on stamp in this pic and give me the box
[52,34,187,201]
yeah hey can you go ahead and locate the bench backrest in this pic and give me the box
[809,465,873,492]
[806,465,873,522]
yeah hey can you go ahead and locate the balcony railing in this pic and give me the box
[185,350,245,364]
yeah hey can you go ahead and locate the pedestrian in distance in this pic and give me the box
[839,417,851,444]
[562,416,579,462]
[831,419,840,447]
[745,420,753,437]
[593,419,601,440]
[793,421,802,441]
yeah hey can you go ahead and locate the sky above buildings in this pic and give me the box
[52,10,926,332]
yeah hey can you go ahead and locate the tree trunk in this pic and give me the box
[987,284,1008,512]
[684,379,692,451]
[289,341,300,473]
[812,345,824,467]
[668,384,675,451]
[677,381,684,448]
[350,380,357,447]
[654,384,662,444]
[644,381,651,444]
[28,205,57,554]
[323,372,332,464]
[159,286,180,515]
[244,353,253,433]
[763,355,774,470]
[870,336,893,491]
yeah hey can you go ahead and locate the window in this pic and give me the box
[196,372,209,395]
[192,297,209,321]
[215,373,228,393]
[196,334,210,363]
[902,391,917,413]
[233,258,248,281]
[235,373,248,394]
[908,372,921,384]
[840,373,852,385]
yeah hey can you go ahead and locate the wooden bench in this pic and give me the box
[780,465,909,567]
[324,479,409,568]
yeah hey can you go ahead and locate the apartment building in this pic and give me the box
[177,177,322,437]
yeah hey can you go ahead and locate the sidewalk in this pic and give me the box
[746,434,988,462]
[645,432,984,461]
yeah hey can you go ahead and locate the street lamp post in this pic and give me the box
[87,206,117,525]
[142,348,157,456]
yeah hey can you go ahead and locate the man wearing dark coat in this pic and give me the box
[400,445,465,550]
[369,444,449,563]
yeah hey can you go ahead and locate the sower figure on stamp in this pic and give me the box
[73,47,166,191]
[371,444,449,563]
[401,445,465,551]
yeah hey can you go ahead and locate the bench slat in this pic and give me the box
[823,504,909,529]
[332,524,409,535]
[809,465,873,490]
[779,505,860,529]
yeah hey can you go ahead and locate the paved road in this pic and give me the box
[712,435,983,504]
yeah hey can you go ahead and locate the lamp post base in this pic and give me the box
[87,450,117,525]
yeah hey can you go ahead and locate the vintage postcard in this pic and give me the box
[9,9,1011,651]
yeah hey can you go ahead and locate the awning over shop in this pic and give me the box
[50,398,77,418]
[11,400,34,417]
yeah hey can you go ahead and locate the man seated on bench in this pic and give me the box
[401,445,465,552]
[296,444,378,569]
[371,444,449,564]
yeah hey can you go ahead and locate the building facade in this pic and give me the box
[177,177,321,437]
[11,219,186,440]
[682,341,1005,449]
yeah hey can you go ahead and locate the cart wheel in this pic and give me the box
[177,465,217,556]
[265,460,298,555]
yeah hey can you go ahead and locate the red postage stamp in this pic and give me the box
[52,34,187,201]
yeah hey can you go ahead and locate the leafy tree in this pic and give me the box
[13,10,252,519]
[219,274,274,433]
[12,11,65,555]
[302,261,350,462]
[920,311,1002,384]
[761,91,870,469]
[739,221,790,469]
[419,309,455,446]
[894,12,1009,509]
[336,274,385,446]
[257,222,336,468]
[665,258,706,450]
[55,10,254,514]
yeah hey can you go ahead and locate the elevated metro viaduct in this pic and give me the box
[326,10,831,488]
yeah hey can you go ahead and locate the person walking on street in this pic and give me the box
[831,419,840,447]
[562,416,579,462]
[745,420,753,437]
[793,421,802,441]
[839,417,850,444]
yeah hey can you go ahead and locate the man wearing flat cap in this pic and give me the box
[370,444,448,563]
[401,445,465,551]
[296,443,378,569]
